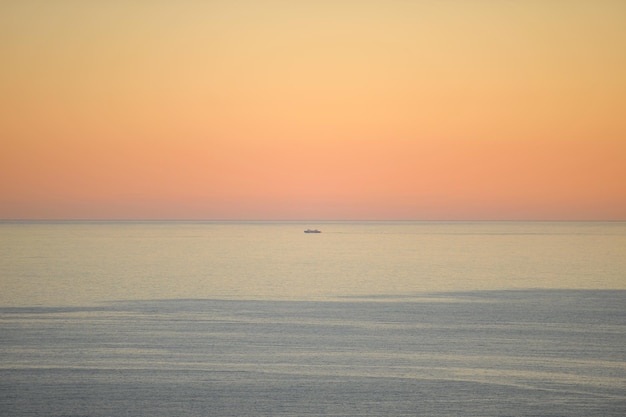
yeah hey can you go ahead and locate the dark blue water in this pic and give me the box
[1,290,624,416]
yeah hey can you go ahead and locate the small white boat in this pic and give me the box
[304,229,321,233]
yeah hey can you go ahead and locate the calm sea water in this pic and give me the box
[1,221,625,416]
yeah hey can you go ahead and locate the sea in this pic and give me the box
[1,221,625,416]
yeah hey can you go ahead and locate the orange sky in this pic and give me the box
[1,0,625,220]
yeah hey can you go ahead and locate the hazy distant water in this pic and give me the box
[1,221,625,416]
[2,221,625,306]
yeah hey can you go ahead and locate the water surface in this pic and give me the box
[2,221,624,306]
[1,222,625,416]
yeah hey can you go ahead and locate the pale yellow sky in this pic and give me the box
[1,1,625,219]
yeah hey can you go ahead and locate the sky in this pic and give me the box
[1,0,625,220]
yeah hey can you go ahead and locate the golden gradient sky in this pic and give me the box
[1,0,625,220]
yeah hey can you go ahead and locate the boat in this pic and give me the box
[304,229,321,233]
